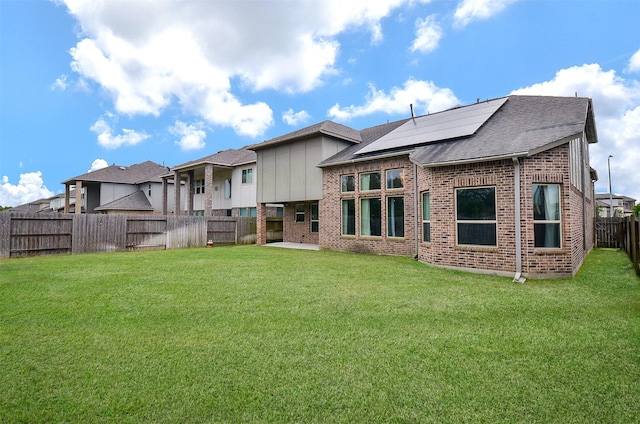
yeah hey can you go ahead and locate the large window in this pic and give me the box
[533,184,561,248]
[386,169,404,189]
[295,204,305,222]
[456,187,497,246]
[341,175,355,192]
[242,168,253,184]
[360,172,381,191]
[341,199,355,236]
[422,192,431,242]
[311,203,319,233]
[387,196,404,238]
[360,198,382,237]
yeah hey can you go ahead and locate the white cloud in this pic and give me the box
[51,74,68,90]
[453,0,519,28]
[328,79,459,120]
[170,121,207,151]
[90,117,149,149]
[628,48,640,73]
[62,0,421,138]
[512,63,640,203]
[0,172,55,207]
[88,158,108,172]
[282,109,311,126]
[411,15,443,53]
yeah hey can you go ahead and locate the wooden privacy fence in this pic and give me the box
[0,213,256,259]
[596,216,640,276]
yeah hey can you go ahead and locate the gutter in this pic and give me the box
[413,162,419,259]
[512,157,526,283]
[318,149,414,168]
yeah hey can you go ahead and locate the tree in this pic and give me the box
[633,204,640,217]
[0,205,12,211]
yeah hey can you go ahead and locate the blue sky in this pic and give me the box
[1,0,639,206]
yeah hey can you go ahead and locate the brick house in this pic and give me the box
[252,95,598,278]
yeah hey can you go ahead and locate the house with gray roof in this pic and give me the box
[251,95,599,278]
[62,160,183,214]
[161,148,258,217]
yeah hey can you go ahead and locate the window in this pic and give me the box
[295,204,305,222]
[360,198,381,237]
[239,208,247,217]
[310,203,319,233]
[422,192,431,242]
[456,187,497,246]
[386,169,404,189]
[533,184,561,248]
[249,207,257,218]
[387,196,404,238]
[195,179,205,194]
[341,175,355,192]
[148,184,152,197]
[224,179,231,199]
[341,199,355,236]
[242,168,253,184]
[360,172,381,191]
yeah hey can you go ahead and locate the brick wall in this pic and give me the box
[283,202,319,244]
[320,156,416,256]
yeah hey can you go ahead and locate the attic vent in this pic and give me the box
[119,166,126,170]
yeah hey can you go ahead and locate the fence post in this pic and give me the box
[0,213,10,258]
[630,214,638,276]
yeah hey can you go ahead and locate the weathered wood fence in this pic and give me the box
[0,212,256,259]
[596,216,640,277]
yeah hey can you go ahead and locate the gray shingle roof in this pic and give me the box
[317,118,411,167]
[249,120,363,151]
[94,190,153,211]
[62,161,169,185]
[171,148,256,171]
[410,95,596,166]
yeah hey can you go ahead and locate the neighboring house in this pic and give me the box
[161,148,257,217]
[251,95,599,278]
[62,161,183,214]
[595,193,636,217]
[3,197,51,213]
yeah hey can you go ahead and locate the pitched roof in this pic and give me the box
[171,148,256,172]
[94,190,153,211]
[410,95,596,167]
[249,120,363,151]
[317,118,411,167]
[62,161,169,185]
[319,95,597,168]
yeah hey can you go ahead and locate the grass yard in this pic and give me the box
[1,247,639,423]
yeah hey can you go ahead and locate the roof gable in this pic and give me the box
[249,120,362,151]
[172,148,256,171]
[94,190,153,211]
[63,161,169,185]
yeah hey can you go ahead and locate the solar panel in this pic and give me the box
[355,97,508,155]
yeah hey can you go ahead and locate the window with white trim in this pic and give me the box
[310,203,319,233]
[360,197,381,237]
[341,175,355,192]
[387,196,404,238]
[386,169,404,189]
[360,172,381,191]
[422,192,431,242]
[295,204,305,222]
[195,179,205,194]
[533,184,561,248]
[456,187,497,246]
[242,168,253,184]
[341,199,355,236]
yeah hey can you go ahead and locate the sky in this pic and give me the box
[1,0,639,207]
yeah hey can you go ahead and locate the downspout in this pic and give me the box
[513,157,525,283]
[580,136,587,251]
[413,162,419,259]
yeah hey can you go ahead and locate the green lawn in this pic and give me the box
[1,247,638,423]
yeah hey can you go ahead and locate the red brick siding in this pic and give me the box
[283,202,319,244]
[320,157,416,256]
